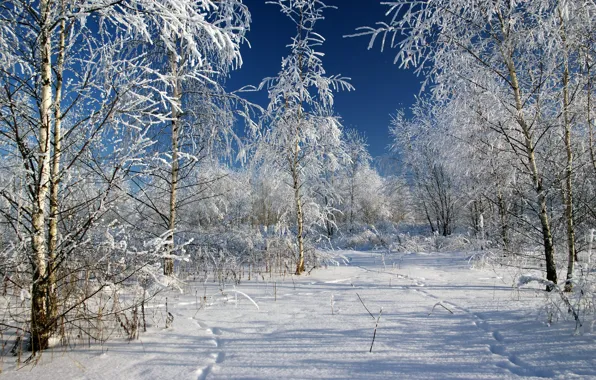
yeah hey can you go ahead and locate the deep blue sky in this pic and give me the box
[227,0,422,158]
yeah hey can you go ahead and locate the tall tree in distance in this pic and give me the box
[257,0,352,274]
[151,0,251,276]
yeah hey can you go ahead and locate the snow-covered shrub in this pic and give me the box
[333,223,400,251]
[514,231,596,333]
[390,232,475,254]
[517,269,596,333]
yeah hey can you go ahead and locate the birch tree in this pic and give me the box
[146,0,250,276]
[257,0,352,274]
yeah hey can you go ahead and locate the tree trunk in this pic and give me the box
[48,9,67,330]
[496,188,510,252]
[324,195,334,238]
[558,13,576,292]
[165,52,181,276]
[506,60,558,289]
[292,135,305,275]
[423,201,436,234]
[31,0,54,352]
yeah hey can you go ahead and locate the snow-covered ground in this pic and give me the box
[3,250,596,379]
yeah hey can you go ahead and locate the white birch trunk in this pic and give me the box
[48,7,67,327]
[31,0,53,352]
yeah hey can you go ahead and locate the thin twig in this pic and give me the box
[370,308,383,353]
[428,302,454,316]
[356,293,375,320]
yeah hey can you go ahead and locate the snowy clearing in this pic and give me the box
[2,250,595,379]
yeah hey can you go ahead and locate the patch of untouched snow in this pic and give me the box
[324,278,352,284]
[2,249,595,379]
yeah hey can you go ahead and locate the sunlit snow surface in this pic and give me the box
[3,250,596,379]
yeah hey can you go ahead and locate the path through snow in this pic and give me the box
[3,250,596,379]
